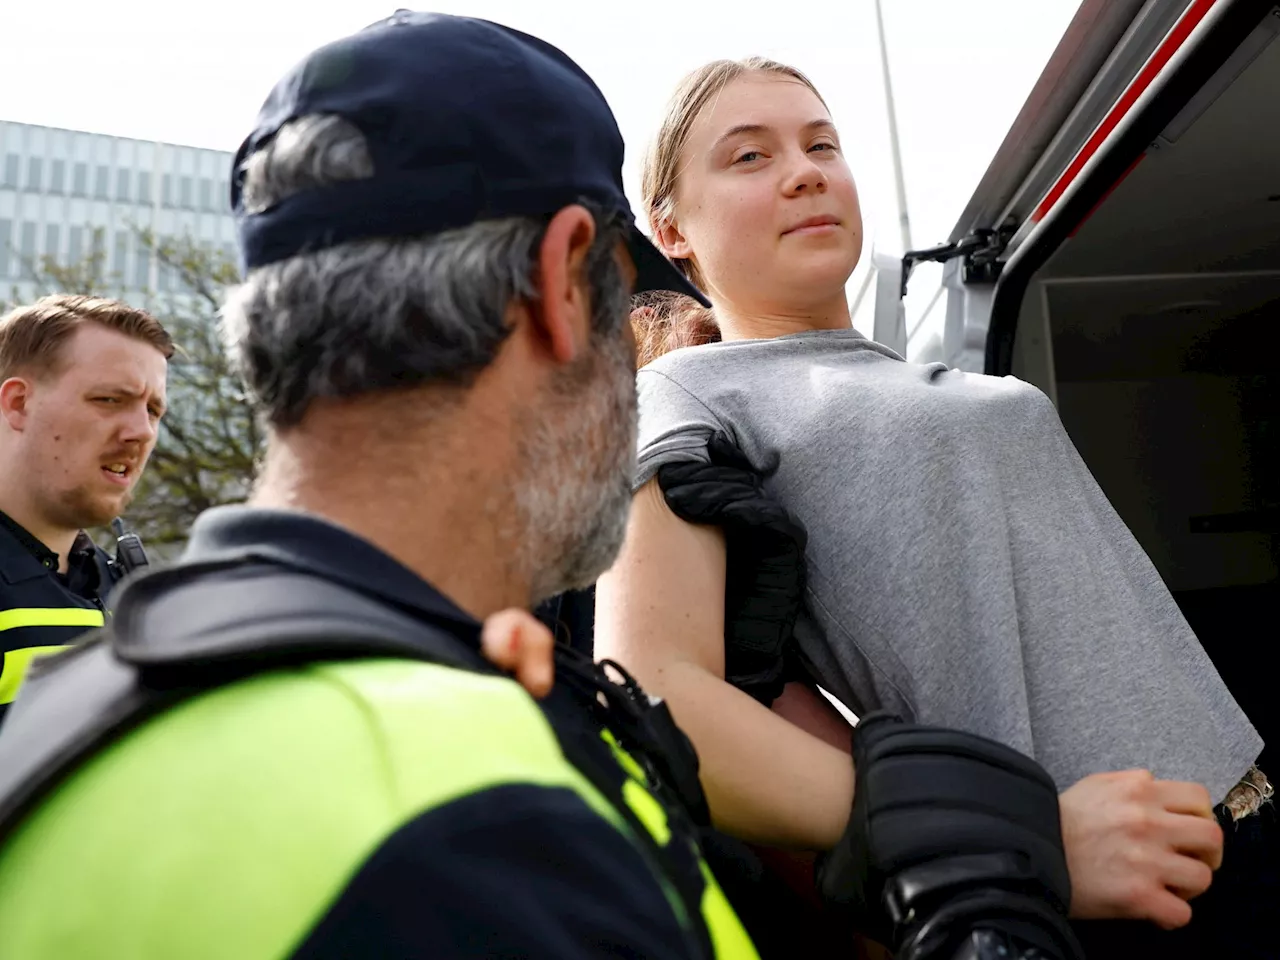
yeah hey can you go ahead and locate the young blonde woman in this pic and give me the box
[594,57,1270,960]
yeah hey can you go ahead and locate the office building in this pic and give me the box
[0,120,237,304]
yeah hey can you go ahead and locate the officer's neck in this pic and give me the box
[251,394,533,622]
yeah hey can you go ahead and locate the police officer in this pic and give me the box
[0,294,169,722]
[0,14,760,959]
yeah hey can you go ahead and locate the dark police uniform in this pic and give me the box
[0,511,114,723]
[0,507,758,960]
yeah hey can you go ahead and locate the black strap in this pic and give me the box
[0,638,159,839]
[110,556,492,678]
[553,649,710,828]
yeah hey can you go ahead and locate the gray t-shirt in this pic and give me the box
[635,329,1261,800]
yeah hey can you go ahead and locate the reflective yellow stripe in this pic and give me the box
[622,778,672,847]
[604,730,755,955]
[0,608,104,633]
[0,608,103,704]
[0,645,73,704]
[700,861,761,959]
[601,729,676,846]
[601,728,648,782]
[601,731,758,955]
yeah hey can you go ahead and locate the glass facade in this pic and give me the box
[0,119,235,299]
[133,237,151,290]
[19,222,36,279]
[112,231,129,280]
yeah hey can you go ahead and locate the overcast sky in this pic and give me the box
[1,0,1080,301]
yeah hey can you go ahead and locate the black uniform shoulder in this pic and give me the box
[0,520,106,721]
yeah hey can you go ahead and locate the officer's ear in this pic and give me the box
[526,204,597,366]
[0,377,34,431]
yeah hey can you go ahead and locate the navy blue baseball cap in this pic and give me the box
[231,10,709,307]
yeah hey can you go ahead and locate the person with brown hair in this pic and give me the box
[0,294,171,721]
[594,57,1269,959]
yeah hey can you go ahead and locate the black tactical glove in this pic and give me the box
[656,433,809,705]
[818,713,1084,960]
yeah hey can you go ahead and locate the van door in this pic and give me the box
[892,0,1200,370]
[979,0,1280,774]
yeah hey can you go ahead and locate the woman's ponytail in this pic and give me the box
[631,292,720,368]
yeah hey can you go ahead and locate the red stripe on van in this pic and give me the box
[1031,0,1218,224]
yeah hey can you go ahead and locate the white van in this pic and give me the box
[877,0,1278,767]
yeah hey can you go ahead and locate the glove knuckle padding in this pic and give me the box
[821,713,1082,960]
[656,433,808,705]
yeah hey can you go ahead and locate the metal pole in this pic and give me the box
[874,0,913,253]
[849,259,876,319]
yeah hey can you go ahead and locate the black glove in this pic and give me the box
[953,929,1067,960]
[656,433,808,705]
[817,713,1083,960]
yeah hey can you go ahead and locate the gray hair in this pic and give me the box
[222,114,627,428]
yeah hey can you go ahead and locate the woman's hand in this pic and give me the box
[1060,769,1223,928]
[481,608,555,699]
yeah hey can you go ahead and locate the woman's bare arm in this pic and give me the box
[594,478,855,850]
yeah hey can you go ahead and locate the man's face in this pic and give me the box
[17,324,168,531]
[518,245,638,603]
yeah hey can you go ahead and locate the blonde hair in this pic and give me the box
[631,57,828,366]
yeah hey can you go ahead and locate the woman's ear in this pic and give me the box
[653,217,693,261]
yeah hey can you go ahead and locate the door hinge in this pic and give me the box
[899,224,1015,299]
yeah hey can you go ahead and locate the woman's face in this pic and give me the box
[660,73,864,312]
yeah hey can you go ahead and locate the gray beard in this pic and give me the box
[515,331,638,606]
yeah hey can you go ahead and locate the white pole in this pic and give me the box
[874,0,913,253]
[849,259,876,319]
